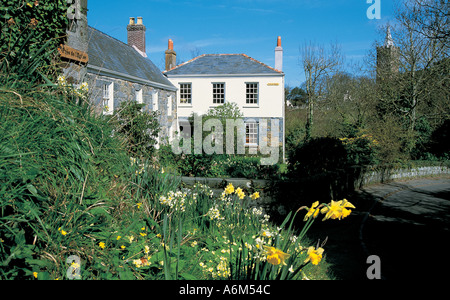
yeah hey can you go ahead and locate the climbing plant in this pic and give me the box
[1,0,69,83]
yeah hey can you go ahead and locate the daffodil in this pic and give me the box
[250,192,260,200]
[235,187,245,200]
[225,183,235,195]
[320,199,355,221]
[303,201,321,221]
[304,247,324,265]
[264,246,290,266]
[99,242,106,249]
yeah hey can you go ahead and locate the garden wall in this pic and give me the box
[180,164,450,213]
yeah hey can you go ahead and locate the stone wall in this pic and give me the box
[180,164,450,213]
[86,73,177,141]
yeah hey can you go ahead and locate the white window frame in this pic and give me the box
[212,82,225,104]
[179,83,192,105]
[245,122,258,146]
[152,91,159,111]
[246,82,259,105]
[167,95,173,117]
[102,83,114,115]
[136,89,143,104]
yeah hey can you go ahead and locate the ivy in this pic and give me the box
[1,0,69,81]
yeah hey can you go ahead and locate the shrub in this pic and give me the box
[109,100,161,159]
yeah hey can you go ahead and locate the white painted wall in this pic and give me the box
[167,74,285,119]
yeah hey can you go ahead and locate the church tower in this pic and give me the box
[376,26,400,83]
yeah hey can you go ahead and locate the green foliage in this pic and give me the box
[0,87,130,279]
[288,137,349,178]
[110,100,161,159]
[1,0,69,86]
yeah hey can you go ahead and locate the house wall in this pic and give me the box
[86,72,178,144]
[167,74,285,159]
[168,75,285,119]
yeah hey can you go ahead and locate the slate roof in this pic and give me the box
[164,54,283,76]
[87,27,175,90]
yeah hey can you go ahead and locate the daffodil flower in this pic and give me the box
[263,246,290,266]
[303,201,321,221]
[304,246,324,265]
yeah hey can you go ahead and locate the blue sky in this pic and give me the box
[87,0,397,87]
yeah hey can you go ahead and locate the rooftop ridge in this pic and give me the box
[164,53,283,75]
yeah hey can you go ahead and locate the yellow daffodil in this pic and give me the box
[304,246,324,265]
[58,227,67,236]
[225,183,235,195]
[264,246,290,266]
[250,192,260,200]
[99,242,106,249]
[320,200,341,220]
[116,235,122,240]
[235,187,245,200]
[303,201,321,221]
[320,199,355,221]
[33,272,38,278]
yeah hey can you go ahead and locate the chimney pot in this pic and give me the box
[277,36,282,47]
[165,39,177,71]
[127,17,146,54]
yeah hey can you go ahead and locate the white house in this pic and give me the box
[163,37,285,162]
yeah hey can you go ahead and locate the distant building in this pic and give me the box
[85,18,178,146]
[163,38,286,159]
[376,27,400,83]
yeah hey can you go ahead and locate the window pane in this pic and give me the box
[246,122,258,145]
[246,83,258,104]
[180,83,192,104]
[213,83,225,104]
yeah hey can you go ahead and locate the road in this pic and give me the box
[306,176,450,280]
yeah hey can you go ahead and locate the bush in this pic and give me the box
[0,0,69,86]
[109,100,160,159]
[288,137,349,179]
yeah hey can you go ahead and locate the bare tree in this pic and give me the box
[300,42,342,140]
[406,0,449,49]
[395,0,447,131]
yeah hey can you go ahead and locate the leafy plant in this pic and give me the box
[110,100,161,159]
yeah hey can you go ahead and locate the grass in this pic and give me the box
[0,85,345,280]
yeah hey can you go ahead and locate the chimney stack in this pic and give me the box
[165,39,177,71]
[127,17,146,53]
[275,36,283,72]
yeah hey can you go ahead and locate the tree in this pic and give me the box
[406,0,449,49]
[300,42,343,140]
[285,86,307,107]
[375,0,449,154]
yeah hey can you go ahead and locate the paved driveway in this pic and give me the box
[360,177,450,280]
[306,176,450,280]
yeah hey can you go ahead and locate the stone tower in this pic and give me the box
[376,27,400,83]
